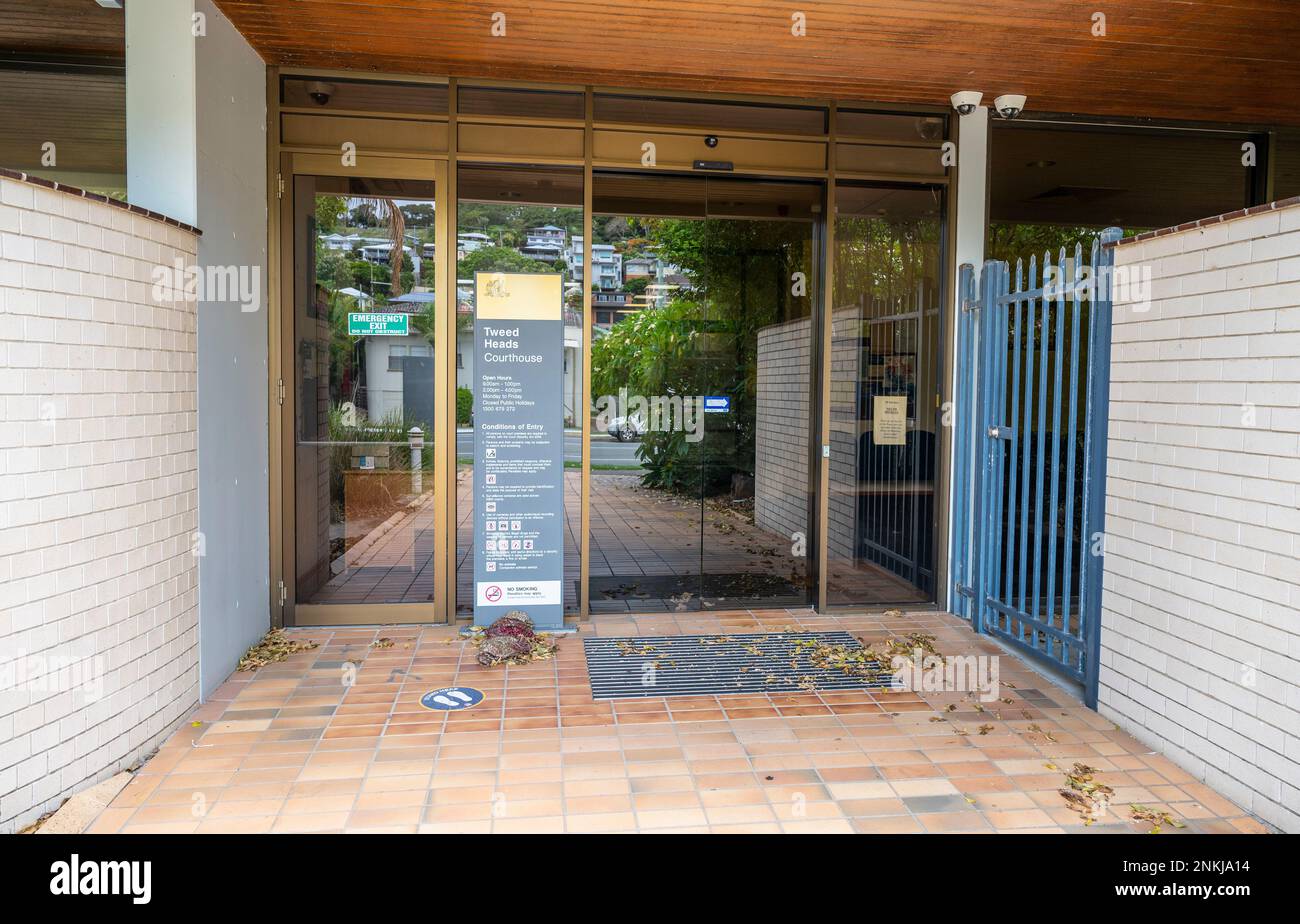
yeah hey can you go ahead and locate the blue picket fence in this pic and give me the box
[951,228,1121,707]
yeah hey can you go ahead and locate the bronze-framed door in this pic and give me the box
[276,153,452,625]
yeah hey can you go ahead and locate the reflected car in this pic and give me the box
[606,414,644,441]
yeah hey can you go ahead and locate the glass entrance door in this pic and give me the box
[826,183,944,605]
[452,163,585,620]
[282,161,450,624]
[588,173,819,613]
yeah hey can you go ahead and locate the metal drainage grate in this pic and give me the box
[582,631,891,700]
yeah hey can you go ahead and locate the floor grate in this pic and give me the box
[582,631,891,700]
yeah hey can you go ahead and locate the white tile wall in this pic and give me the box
[1101,203,1300,833]
[0,176,200,832]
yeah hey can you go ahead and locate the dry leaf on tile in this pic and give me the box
[1130,803,1186,834]
[237,628,319,671]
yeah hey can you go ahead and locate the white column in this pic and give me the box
[944,106,989,609]
[126,0,198,225]
[953,107,989,275]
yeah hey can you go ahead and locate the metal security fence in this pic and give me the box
[952,228,1121,707]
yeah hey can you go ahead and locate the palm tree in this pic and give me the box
[358,197,407,299]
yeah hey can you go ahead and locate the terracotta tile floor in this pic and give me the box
[91,610,1269,835]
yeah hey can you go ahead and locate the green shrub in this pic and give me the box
[457,387,473,426]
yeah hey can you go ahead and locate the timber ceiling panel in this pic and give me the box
[212,0,1300,126]
[0,0,124,59]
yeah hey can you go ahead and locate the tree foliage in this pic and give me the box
[591,217,812,495]
[457,245,549,280]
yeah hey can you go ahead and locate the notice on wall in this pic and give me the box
[473,272,565,630]
[873,395,908,446]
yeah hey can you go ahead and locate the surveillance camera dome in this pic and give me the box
[950,90,982,116]
[994,94,1027,120]
[914,117,944,142]
[306,81,336,106]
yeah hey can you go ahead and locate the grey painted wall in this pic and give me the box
[126,0,198,226]
[195,0,270,697]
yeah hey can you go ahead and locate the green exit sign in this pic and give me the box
[348,312,410,336]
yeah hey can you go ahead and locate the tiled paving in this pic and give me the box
[311,468,924,610]
[90,610,1268,834]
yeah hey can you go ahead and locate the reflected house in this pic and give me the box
[521,224,566,261]
[365,291,436,423]
[455,231,490,258]
[567,235,622,289]
[592,290,629,328]
[321,231,363,251]
[359,240,416,265]
[337,286,374,307]
[622,254,655,279]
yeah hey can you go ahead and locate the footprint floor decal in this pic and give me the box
[419,686,486,710]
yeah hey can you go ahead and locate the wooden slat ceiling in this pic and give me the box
[0,1,123,177]
[0,0,124,59]
[212,0,1300,126]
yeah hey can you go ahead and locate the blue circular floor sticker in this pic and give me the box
[419,687,485,711]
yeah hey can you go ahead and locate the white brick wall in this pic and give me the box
[0,175,200,833]
[1100,201,1300,833]
[755,316,811,541]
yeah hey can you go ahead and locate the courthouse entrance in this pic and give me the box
[269,77,951,625]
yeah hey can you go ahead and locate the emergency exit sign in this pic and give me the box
[348,312,409,336]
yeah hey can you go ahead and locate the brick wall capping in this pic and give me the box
[0,166,203,236]
[1109,195,1300,248]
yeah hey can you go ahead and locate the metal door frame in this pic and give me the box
[275,154,451,626]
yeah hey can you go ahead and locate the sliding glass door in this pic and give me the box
[587,172,818,613]
[826,182,945,605]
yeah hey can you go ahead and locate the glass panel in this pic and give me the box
[594,93,826,135]
[589,172,818,612]
[838,110,946,144]
[828,184,944,605]
[989,124,1254,265]
[281,76,448,114]
[836,142,947,176]
[292,175,439,605]
[1276,129,1300,199]
[455,164,584,616]
[459,85,584,120]
[0,70,125,197]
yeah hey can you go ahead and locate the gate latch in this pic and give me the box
[987,426,1015,440]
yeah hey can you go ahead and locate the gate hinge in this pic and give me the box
[277,580,287,607]
[988,425,1015,441]
[277,378,285,406]
[276,173,285,200]
[962,296,979,312]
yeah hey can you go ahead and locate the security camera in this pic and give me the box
[704,135,719,148]
[914,117,944,142]
[306,81,336,106]
[994,94,1027,120]
[950,91,982,116]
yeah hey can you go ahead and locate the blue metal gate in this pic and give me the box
[951,228,1121,707]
